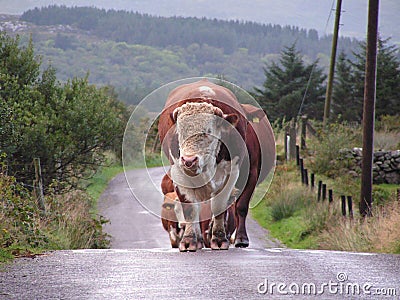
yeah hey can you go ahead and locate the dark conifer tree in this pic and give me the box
[253,44,326,121]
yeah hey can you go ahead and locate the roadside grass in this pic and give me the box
[0,151,165,263]
[0,172,110,264]
[251,162,323,249]
[251,120,400,254]
[251,162,400,253]
[86,164,125,203]
[320,197,400,253]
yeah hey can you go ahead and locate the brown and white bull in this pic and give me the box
[158,79,275,251]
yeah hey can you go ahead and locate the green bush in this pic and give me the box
[0,170,109,260]
[308,123,361,177]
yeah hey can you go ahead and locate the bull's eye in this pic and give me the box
[207,129,212,134]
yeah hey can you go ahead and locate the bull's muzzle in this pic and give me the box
[181,155,199,169]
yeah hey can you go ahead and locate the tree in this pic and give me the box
[332,52,361,122]
[0,32,128,188]
[350,37,400,118]
[253,43,326,121]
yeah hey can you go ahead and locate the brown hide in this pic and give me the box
[241,103,275,184]
[161,192,179,231]
[158,79,248,164]
[158,80,275,248]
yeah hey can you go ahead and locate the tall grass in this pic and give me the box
[45,189,109,249]
[320,195,400,253]
[0,172,109,262]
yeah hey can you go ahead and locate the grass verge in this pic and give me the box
[251,160,400,253]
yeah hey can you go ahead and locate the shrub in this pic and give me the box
[0,172,109,260]
[308,123,361,177]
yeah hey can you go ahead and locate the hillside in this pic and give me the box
[2,0,399,43]
[1,6,361,104]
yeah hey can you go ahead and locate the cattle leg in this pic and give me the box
[210,157,240,250]
[174,198,201,252]
[235,168,258,248]
[168,225,181,248]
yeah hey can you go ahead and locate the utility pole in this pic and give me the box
[323,0,342,127]
[360,0,379,217]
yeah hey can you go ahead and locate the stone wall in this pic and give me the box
[338,148,400,184]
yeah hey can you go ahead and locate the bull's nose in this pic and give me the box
[181,155,198,168]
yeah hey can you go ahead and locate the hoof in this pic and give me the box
[170,240,179,248]
[197,239,204,250]
[210,235,230,250]
[211,240,230,250]
[234,237,249,248]
[179,236,198,252]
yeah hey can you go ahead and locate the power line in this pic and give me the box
[297,0,337,117]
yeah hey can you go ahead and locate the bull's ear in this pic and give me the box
[223,113,239,127]
[240,104,265,122]
[247,108,265,122]
[170,107,181,123]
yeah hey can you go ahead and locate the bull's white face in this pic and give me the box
[173,103,224,175]
[174,103,222,175]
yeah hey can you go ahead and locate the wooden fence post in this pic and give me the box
[328,189,333,203]
[284,127,288,161]
[322,184,327,201]
[285,123,297,161]
[311,173,315,190]
[296,145,300,166]
[301,115,307,150]
[152,133,160,153]
[341,195,346,216]
[299,159,304,183]
[317,181,322,201]
[304,169,309,186]
[347,196,354,219]
[33,158,46,212]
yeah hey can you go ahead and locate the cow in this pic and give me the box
[161,191,183,248]
[158,79,275,251]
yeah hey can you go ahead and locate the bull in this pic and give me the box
[158,79,275,251]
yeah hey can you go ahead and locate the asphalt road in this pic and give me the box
[0,168,399,299]
[97,167,280,249]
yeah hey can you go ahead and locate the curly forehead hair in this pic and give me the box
[174,102,223,120]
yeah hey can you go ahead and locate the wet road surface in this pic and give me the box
[97,167,280,249]
[1,248,399,299]
[0,168,399,299]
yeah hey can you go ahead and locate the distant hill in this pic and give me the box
[2,0,399,43]
[20,6,358,57]
[1,5,365,104]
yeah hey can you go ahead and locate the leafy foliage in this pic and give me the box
[0,32,128,188]
[0,32,126,256]
[0,165,109,257]
[308,123,362,177]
